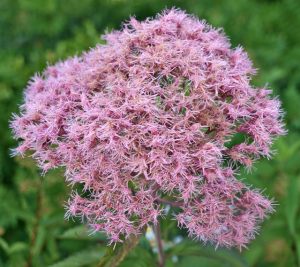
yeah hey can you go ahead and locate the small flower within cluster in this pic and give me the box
[11,9,285,248]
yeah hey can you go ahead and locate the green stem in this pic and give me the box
[25,177,43,267]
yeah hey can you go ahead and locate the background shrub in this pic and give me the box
[0,0,299,266]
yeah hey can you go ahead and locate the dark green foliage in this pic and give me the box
[0,0,299,266]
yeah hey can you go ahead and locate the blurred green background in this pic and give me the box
[1,0,300,266]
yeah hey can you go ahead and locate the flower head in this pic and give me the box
[11,9,285,248]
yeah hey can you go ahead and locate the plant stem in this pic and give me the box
[25,177,43,267]
[153,222,165,267]
[97,234,141,267]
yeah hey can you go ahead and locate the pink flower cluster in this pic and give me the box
[11,9,285,248]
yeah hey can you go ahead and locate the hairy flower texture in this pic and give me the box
[11,9,285,248]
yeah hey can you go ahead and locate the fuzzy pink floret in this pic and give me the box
[11,9,285,248]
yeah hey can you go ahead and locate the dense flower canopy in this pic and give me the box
[11,9,285,248]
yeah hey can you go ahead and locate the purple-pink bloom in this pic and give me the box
[11,9,285,248]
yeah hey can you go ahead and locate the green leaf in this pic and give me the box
[49,246,104,267]
[58,225,106,241]
[0,237,9,254]
[174,255,227,267]
[0,238,27,255]
[296,235,300,266]
[284,175,300,265]
[8,242,28,254]
[46,234,60,261]
[285,176,299,236]
[32,224,46,255]
[275,138,300,164]
[168,240,248,267]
